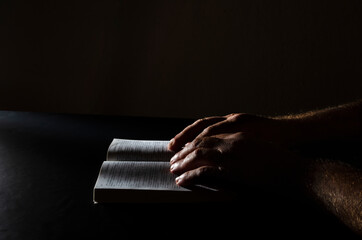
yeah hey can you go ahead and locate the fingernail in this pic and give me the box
[170,162,179,173]
[169,138,175,146]
[175,175,183,185]
[170,153,178,163]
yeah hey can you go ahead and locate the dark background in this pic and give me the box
[1,2,362,238]
[1,0,362,118]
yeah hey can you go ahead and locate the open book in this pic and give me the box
[93,139,224,203]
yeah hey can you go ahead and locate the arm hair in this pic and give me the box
[306,159,362,235]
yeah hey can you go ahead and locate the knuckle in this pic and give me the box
[194,117,210,125]
[193,148,204,158]
[205,136,219,146]
[200,137,211,146]
[193,118,203,125]
[228,113,243,122]
[196,167,208,177]
[196,166,217,179]
[202,126,212,135]
[193,137,202,147]
[234,131,245,139]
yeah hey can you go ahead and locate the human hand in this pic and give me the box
[170,132,305,190]
[168,113,289,152]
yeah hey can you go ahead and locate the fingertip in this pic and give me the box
[168,138,176,151]
[176,172,193,187]
[170,161,178,173]
[170,153,179,164]
[169,138,183,152]
[175,175,184,186]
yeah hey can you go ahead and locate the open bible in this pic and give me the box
[93,139,224,203]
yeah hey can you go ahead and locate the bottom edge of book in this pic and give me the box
[93,188,231,203]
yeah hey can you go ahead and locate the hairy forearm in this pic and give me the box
[279,101,362,234]
[274,100,362,144]
[305,159,362,235]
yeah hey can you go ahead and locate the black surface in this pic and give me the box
[0,111,359,239]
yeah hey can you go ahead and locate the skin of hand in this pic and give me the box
[170,131,306,190]
[168,101,362,235]
[168,114,288,153]
[168,113,306,190]
[169,100,362,153]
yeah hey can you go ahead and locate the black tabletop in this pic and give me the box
[0,111,358,239]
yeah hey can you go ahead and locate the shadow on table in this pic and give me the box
[94,188,359,239]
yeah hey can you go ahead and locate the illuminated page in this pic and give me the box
[93,161,223,203]
[107,139,174,162]
[94,161,188,191]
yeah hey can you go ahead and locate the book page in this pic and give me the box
[94,161,188,192]
[107,139,174,162]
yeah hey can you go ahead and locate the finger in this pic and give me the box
[170,136,221,164]
[170,147,221,175]
[194,113,265,141]
[170,141,196,164]
[175,166,222,187]
[168,116,226,151]
[193,119,236,141]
